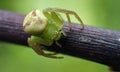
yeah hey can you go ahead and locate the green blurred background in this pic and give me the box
[0,0,120,72]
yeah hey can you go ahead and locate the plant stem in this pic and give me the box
[0,10,120,71]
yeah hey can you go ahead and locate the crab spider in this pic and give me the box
[23,8,84,58]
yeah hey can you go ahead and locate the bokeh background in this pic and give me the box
[0,0,120,72]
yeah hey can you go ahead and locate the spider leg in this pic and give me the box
[44,8,84,30]
[72,12,84,30]
[66,13,72,29]
[28,37,63,59]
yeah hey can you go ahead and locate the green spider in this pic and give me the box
[23,8,84,58]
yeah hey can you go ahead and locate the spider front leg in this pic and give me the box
[28,36,63,59]
[44,8,84,30]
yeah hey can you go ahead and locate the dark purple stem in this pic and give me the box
[0,10,120,71]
